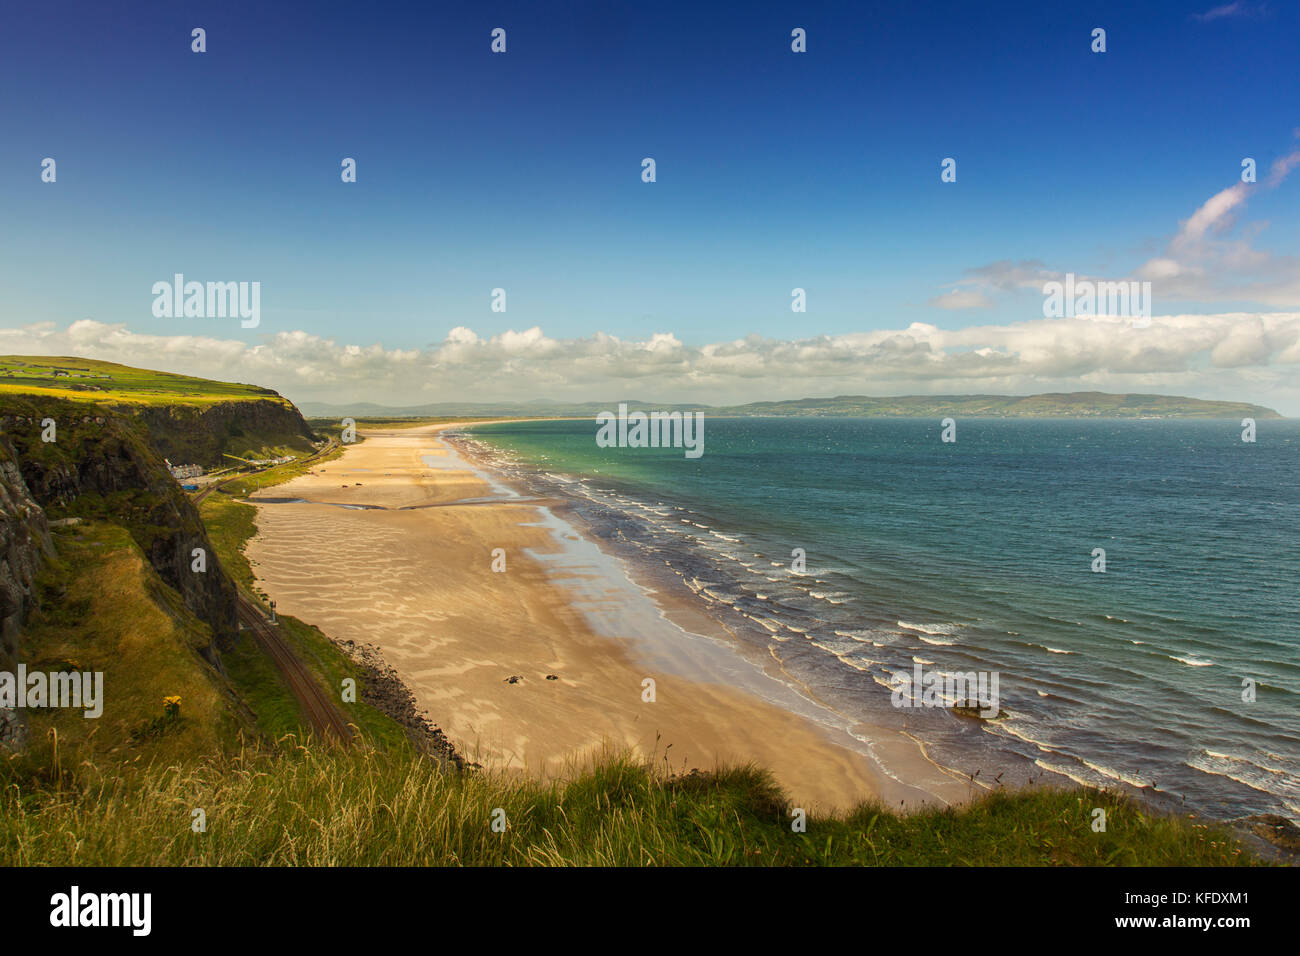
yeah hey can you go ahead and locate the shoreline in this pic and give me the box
[243,421,972,811]
[442,426,982,803]
[440,419,1300,858]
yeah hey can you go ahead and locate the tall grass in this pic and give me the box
[0,743,1257,867]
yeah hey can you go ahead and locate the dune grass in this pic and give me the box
[0,743,1257,866]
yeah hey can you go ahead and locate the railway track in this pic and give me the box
[189,439,351,743]
[236,592,354,744]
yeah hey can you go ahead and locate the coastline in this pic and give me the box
[243,422,973,812]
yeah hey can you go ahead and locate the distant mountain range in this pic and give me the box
[300,391,1283,421]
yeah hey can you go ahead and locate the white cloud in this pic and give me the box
[928,289,994,310]
[3,312,1299,414]
[1192,2,1263,21]
[942,147,1300,313]
[1133,148,1300,306]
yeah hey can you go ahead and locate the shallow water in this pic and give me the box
[456,417,1300,822]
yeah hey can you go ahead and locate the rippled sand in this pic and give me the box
[244,423,960,811]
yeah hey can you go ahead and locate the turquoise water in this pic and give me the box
[457,417,1300,820]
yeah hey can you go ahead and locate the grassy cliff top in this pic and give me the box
[0,355,290,407]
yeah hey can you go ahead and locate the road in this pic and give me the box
[193,439,336,505]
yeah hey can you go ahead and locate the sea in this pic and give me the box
[450,417,1300,822]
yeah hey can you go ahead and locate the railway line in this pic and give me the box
[236,592,353,743]
[192,439,352,743]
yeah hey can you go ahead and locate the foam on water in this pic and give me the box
[454,418,1300,822]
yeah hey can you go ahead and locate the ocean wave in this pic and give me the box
[457,424,1299,823]
[1032,758,1101,789]
[987,720,1054,752]
[897,620,963,636]
[809,591,852,604]
[1189,750,1300,800]
[1016,641,1076,655]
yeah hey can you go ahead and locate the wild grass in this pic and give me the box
[0,744,1257,866]
[18,523,241,768]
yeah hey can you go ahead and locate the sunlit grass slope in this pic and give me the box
[0,355,288,407]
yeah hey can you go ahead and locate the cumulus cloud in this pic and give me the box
[3,312,1299,413]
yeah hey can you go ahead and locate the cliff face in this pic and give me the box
[0,436,55,748]
[0,401,239,653]
[132,399,318,467]
[0,436,53,658]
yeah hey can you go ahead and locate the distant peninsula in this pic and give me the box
[300,391,1283,421]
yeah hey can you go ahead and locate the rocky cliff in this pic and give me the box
[0,398,239,654]
[132,398,319,467]
[0,434,54,648]
[0,436,55,747]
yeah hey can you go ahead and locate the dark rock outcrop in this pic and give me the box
[131,399,318,468]
[0,435,55,748]
[0,400,239,652]
[0,436,53,659]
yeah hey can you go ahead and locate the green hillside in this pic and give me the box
[0,355,285,406]
[0,356,319,466]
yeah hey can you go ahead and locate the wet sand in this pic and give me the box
[244,423,970,812]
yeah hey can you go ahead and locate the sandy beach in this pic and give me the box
[244,423,969,812]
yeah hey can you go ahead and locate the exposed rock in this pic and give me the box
[131,399,318,468]
[0,435,54,658]
[951,701,1009,720]
[0,398,238,651]
[335,638,471,770]
[0,434,54,749]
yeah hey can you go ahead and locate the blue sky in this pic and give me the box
[2,0,1299,409]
